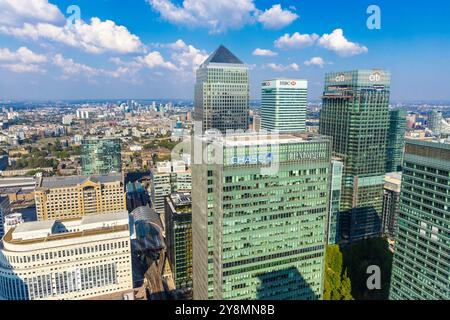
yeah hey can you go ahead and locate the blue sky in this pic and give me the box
[0,0,449,101]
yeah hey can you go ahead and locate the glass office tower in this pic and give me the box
[81,137,122,175]
[386,109,407,173]
[194,45,249,133]
[261,79,307,133]
[165,193,193,293]
[319,70,390,242]
[389,140,450,300]
[192,132,331,300]
[328,159,343,245]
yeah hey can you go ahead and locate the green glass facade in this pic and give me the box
[81,137,122,175]
[328,159,343,245]
[165,193,193,292]
[192,133,331,300]
[389,140,450,300]
[319,70,390,242]
[386,109,407,173]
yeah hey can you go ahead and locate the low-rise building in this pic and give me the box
[0,211,133,300]
[35,174,126,221]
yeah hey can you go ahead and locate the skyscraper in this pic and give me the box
[386,109,407,173]
[389,140,450,300]
[81,137,122,175]
[319,70,391,242]
[192,132,331,300]
[194,45,249,133]
[261,79,307,133]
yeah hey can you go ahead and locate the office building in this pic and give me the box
[261,79,307,133]
[428,110,443,135]
[164,193,192,292]
[81,137,122,175]
[386,109,407,173]
[382,172,402,242]
[192,132,331,300]
[319,70,391,242]
[328,159,343,245]
[0,211,133,300]
[252,114,261,133]
[194,45,249,133]
[35,174,126,221]
[151,161,191,215]
[390,140,450,300]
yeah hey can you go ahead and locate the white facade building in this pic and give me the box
[0,211,133,300]
[261,79,308,133]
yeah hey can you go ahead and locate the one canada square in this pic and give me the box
[194,45,250,133]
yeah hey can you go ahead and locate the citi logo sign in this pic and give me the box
[369,72,382,82]
[335,74,346,82]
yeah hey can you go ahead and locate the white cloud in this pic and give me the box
[304,56,325,68]
[53,54,100,77]
[135,51,178,71]
[252,48,278,57]
[113,39,208,79]
[0,47,47,64]
[1,63,46,74]
[0,46,47,74]
[274,32,319,49]
[0,18,143,54]
[317,29,368,57]
[266,62,300,72]
[0,0,64,27]
[53,54,131,79]
[257,4,298,30]
[147,0,257,33]
[168,40,209,73]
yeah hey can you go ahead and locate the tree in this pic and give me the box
[324,245,354,300]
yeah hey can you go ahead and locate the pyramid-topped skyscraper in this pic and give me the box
[194,45,249,133]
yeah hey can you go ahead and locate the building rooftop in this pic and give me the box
[202,132,329,147]
[38,173,123,189]
[202,45,243,65]
[4,211,130,244]
[170,193,192,207]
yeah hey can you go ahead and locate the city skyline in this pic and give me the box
[0,0,449,101]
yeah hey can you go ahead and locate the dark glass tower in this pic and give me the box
[390,140,450,300]
[319,70,390,242]
[194,45,249,133]
[386,109,407,173]
[81,137,122,175]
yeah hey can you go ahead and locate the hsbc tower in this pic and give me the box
[261,79,308,133]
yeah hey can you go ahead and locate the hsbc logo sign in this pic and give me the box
[369,72,382,82]
[280,80,297,86]
[262,80,300,88]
